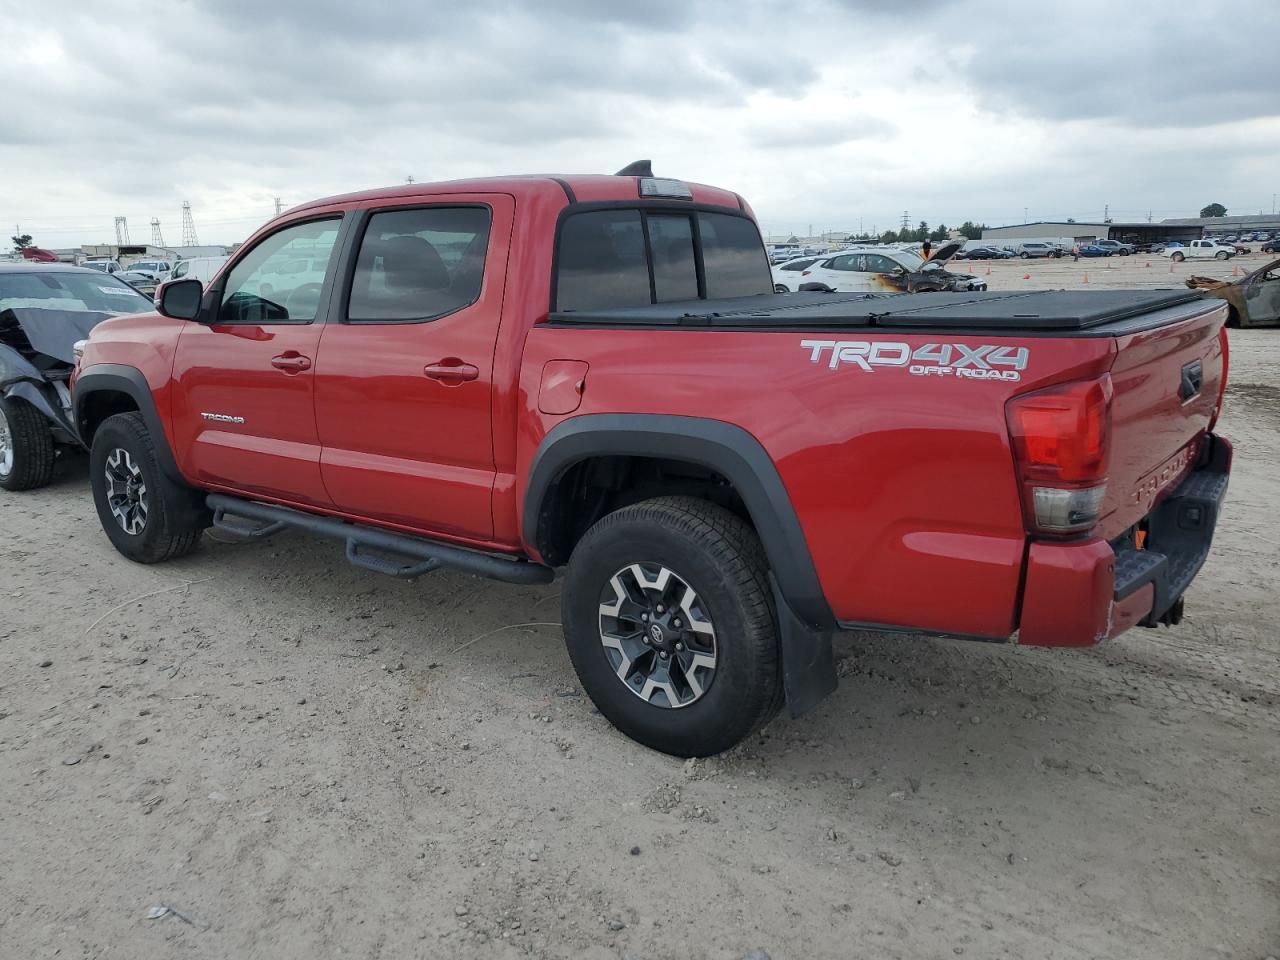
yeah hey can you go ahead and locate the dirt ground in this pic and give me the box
[2,276,1278,959]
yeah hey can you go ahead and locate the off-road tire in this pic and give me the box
[0,396,56,491]
[89,412,203,563]
[562,496,781,757]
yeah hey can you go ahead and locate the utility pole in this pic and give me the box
[150,218,165,246]
[1104,203,1109,221]
[1023,206,1028,223]
[406,175,415,184]
[114,217,130,245]
[181,201,199,246]
[274,197,283,216]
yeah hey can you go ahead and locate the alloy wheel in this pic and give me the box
[597,562,718,709]
[104,447,149,535]
[0,407,12,478]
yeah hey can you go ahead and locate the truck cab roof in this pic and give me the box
[287,174,747,217]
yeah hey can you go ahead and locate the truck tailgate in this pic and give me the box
[1099,300,1227,538]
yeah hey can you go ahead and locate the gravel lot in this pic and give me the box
[2,274,1278,959]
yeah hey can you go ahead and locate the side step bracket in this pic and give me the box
[206,494,555,585]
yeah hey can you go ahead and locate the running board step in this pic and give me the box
[205,494,555,585]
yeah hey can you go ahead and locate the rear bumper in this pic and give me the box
[1018,434,1232,647]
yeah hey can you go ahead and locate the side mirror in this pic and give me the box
[158,278,204,321]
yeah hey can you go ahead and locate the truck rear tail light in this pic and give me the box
[1006,374,1113,536]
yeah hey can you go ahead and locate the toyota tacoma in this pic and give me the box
[72,164,1232,756]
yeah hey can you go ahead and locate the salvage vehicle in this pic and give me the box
[1093,240,1133,257]
[1164,240,1234,262]
[116,270,160,300]
[790,241,988,293]
[957,246,1014,261]
[1,263,155,490]
[1187,257,1280,327]
[1013,242,1055,259]
[770,256,824,293]
[72,166,1232,757]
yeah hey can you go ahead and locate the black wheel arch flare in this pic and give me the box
[524,414,835,632]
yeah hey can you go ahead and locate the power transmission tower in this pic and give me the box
[273,197,283,216]
[181,202,199,246]
[151,218,165,246]
[114,217,130,245]
[900,211,910,233]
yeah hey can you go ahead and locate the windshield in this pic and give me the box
[0,271,155,314]
[894,250,925,270]
[82,261,111,271]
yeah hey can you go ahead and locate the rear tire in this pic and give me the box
[1020,252,1030,259]
[773,283,789,294]
[1215,251,1230,260]
[561,496,781,757]
[1172,252,1185,262]
[89,412,204,563]
[0,396,56,491]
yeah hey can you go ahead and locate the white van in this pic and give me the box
[169,256,229,284]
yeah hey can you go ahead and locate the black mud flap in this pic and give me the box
[770,574,837,717]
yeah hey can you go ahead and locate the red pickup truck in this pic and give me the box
[72,165,1232,756]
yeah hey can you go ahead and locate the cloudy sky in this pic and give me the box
[3,0,1278,247]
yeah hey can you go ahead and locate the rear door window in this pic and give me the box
[347,206,492,323]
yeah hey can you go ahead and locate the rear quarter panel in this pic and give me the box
[517,326,1115,638]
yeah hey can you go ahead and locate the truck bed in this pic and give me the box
[548,289,1210,335]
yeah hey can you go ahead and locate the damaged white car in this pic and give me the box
[0,264,155,490]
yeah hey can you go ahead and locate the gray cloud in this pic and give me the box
[1,0,1277,246]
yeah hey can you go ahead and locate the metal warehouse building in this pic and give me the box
[982,221,1201,245]
[984,214,1280,245]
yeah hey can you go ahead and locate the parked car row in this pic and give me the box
[771,241,987,294]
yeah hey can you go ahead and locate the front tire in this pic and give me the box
[773,283,789,294]
[561,496,781,757]
[89,412,205,563]
[0,396,56,491]
[1020,252,1030,259]
[1172,252,1185,262]
[1215,250,1230,260]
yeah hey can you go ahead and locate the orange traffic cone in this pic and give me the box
[1022,273,1031,280]
[1082,272,1089,284]
[985,266,992,275]
[967,264,973,274]
[1232,264,1241,277]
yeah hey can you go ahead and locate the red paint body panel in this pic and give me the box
[313,193,516,538]
[1097,303,1226,538]
[516,327,1114,637]
[1018,539,1115,646]
[73,172,1231,652]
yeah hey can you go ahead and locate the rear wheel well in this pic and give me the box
[78,390,139,446]
[535,455,752,567]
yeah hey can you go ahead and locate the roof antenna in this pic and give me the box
[614,160,653,177]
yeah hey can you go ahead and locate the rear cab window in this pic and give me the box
[555,207,770,312]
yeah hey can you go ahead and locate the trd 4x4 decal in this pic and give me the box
[801,340,1029,382]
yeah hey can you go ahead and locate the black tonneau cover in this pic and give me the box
[548,289,1211,333]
